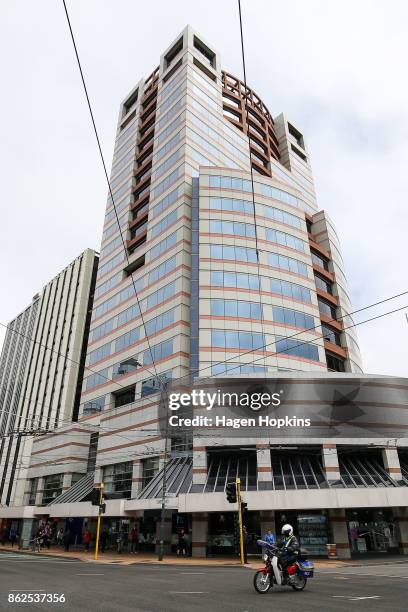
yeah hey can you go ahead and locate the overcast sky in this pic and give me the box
[0,0,407,376]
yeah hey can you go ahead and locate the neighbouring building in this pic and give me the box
[0,249,98,544]
[2,26,408,559]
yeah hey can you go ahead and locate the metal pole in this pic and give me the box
[158,380,169,561]
[94,483,104,561]
[236,477,245,565]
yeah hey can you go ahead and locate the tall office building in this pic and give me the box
[3,27,408,560]
[0,249,98,509]
[80,25,362,426]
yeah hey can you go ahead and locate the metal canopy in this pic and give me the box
[47,472,95,505]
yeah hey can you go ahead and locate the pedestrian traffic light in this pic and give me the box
[99,503,106,514]
[226,481,237,503]
[241,501,248,515]
[90,487,101,505]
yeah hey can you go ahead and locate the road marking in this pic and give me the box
[169,592,207,594]
[333,595,381,601]
[178,572,206,575]
[76,573,105,576]
[324,570,408,579]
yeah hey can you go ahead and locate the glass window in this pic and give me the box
[210,270,260,290]
[210,244,257,263]
[209,220,255,237]
[143,339,173,365]
[273,306,314,329]
[318,298,337,320]
[211,330,265,350]
[83,395,106,415]
[148,256,177,284]
[210,299,262,319]
[266,229,305,252]
[151,209,178,238]
[142,457,160,488]
[275,336,319,362]
[311,250,329,271]
[42,474,63,505]
[115,328,140,352]
[149,231,177,260]
[268,253,308,277]
[322,324,341,346]
[314,274,332,294]
[326,352,345,372]
[261,184,299,208]
[144,308,175,336]
[89,342,111,365]
[270,278,312,303]
[103,462,133,498]
[85,368,109,391]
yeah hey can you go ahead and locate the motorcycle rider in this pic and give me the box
[277,524,300,581]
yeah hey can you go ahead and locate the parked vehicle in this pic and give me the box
[253,539,314,593]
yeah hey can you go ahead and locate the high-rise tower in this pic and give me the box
[79,25,362,424]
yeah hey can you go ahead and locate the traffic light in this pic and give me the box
[99,503,106,514]
[90,488,101,506]
[226,481,237,503]
[241,501,248,515]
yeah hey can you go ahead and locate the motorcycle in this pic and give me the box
[253,539,314,593]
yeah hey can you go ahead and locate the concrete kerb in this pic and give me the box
[1,546,407,568]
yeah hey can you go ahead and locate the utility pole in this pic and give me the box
[157,377,169,562]
[94,483,105,561]
[236,477,245,565]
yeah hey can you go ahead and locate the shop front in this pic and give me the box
[346,508,399,555]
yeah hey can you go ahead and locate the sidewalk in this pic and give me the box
[1,544,390,568]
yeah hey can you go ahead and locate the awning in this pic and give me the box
[48,472,95,505]
[138,457,192,499]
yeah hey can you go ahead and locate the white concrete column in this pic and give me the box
[329,508,351,559]
[155,511,173,554]
[322,444,340,481]
[131,459,143,498]
[35,477,45,506]
[257,443,272,490]
[94,467,103,486]
[260,510,276,539]
[394,507,408,555]
[192,512,208,558]
[382,447,402,481]
[192,444,207,492]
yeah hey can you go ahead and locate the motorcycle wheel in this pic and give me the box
[253,571,271,593]
[291,575,307,591]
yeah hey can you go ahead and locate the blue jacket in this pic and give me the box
[264,533,276,545]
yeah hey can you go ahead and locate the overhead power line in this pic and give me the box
[61,0,160,382]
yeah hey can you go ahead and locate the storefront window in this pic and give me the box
[347,509,398,554]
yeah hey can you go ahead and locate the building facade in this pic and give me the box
[0,249,98,526]
[1,27,407,559]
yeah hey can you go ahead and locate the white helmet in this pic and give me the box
[281,524,293,537]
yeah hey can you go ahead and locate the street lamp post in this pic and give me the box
[117,357,170,561]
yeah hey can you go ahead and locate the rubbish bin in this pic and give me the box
[327,543,337,558]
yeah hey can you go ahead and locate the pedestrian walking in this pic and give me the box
[129,524,139,554]
[56,527,64,547]
[9,527,18,548]
[176,529,187,557]
[63,528,72,552]
[83,528,91,552]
